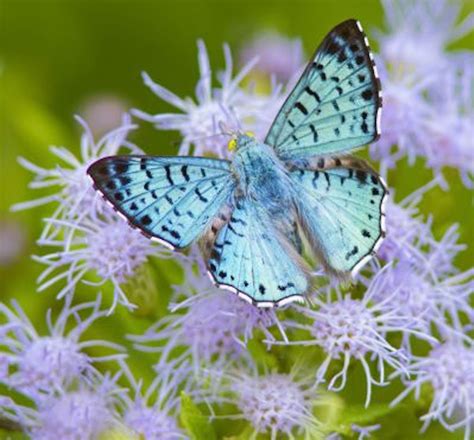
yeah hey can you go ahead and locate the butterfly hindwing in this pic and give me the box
[88,155,235,249]
[265,19,381,160]
[208,197,308,307]
[291,160,387,275]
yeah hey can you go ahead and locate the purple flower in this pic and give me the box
[371,0,474,185]
[239,31,304,82]
[131,253,288,390]
[0,295,125,399]
[214,369,320,439]
[376,181,465,277]
[275,282,435,407]
[363,262,473,346]
[33,208,159,310]
[11,115,140,238]
[369,59,432,168]
[422,54,474,187]
[0,372,123,439]
[119,360,187,439]
[132,40,283,158]
[392,340,474,440]
[132,291,280,376]
[378,0,473,75]
[29,374,122,440]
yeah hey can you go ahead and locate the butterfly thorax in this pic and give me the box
[231,135,294,215]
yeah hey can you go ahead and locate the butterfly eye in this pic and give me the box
[228,138,237,151]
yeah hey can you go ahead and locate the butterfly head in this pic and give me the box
[227,131,255,152]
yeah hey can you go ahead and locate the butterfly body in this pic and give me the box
[88,19,387,307]
[232,135,294,216]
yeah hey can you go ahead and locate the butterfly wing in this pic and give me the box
[265,19,381,160]
[291,159,387,276]
[208,197,308,307]
[87,155,236,249]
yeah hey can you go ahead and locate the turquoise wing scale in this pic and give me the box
[291,163,387,276]
[265,19,382,160]
[87,156,235,249]
[208,197,308,307]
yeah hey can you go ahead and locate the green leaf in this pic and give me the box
[317,391,399,437]
[180,392,216,440]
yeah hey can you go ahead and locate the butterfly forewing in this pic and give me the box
[88,156,236,249]
[265,19,381,160]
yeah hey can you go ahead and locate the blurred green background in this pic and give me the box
[0,1,472,438]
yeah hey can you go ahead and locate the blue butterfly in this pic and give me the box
[88,19,387,308]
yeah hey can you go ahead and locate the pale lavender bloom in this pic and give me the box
[0,295,124,400]
[376,181,466,278]
[363,262,473,344]
[33,208,160,310]
[131,250,287,374]
[119,360,187,439]
[392,340,474,440]
[11,115,140,239]
[133,40,283,158]
[378,0,473,75]
[28,374,122,440]
[131,288,285,385]
[240,31,304,83]
[377,188,433,266]
[170,250,288,345]
[131,256,288,394]
[274,281,434,407]
[423,54,474,187]
[369,58,433,167]
[212,370,320,440]
[372,0,474,182]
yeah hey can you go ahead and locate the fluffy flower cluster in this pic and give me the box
[132,252,287,386]
[222,370,320,439]
[0,296,188,440]
[13,117,162,310]
[0,295,124,400]
[372,0,474,186]
[5,1,473,439]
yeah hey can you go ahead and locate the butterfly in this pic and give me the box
[88,19,387,308]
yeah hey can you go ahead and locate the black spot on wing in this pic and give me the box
[345,246,359,260]
[361,89,374,101]
[164,165,174,185]
[195,188,208,203]
[295,102,309,115]
[141,215,152,226]
[181,165,190,182]
[304,86,321,103]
